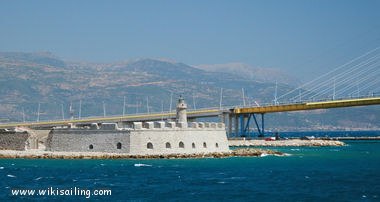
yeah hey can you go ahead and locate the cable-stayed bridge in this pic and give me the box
[0,95,379,136]
[1,47,380,137]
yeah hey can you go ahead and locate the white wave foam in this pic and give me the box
[34,177,43,181]
[7,174,16,178]
[329,149,340,152]
[134,163,152,167]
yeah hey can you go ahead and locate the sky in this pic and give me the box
[1,0,379,79]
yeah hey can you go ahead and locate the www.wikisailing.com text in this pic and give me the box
[11,187,111,198]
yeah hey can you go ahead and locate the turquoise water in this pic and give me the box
[1,140,380,201]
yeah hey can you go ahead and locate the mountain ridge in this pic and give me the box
[0,51,378,130]
[196,63,300,86]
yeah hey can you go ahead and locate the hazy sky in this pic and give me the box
[1,0,379,79]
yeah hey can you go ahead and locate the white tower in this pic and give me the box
[176,96,187,123]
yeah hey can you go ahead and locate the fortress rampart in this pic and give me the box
[46,121,230,155]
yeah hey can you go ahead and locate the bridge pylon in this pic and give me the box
[240,113,265,138]
[227,110,265,138]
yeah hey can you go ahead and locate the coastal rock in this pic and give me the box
[0,148,285,159]
[229,139,345,147]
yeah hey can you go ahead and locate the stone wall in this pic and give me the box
[46,129,130,153]
[0,131,30,151]
[129,129,229,155]
[46,123,230,155]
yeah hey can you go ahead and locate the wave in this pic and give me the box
[134,163,152,167]
[34,177,43,181]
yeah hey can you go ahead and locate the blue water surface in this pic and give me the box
[0,140,380,201]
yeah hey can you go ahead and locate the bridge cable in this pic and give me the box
[299,53,380,99]
[307,59,380,99]
[277,46,380,101]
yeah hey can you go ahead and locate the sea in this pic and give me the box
[1,131,380,202]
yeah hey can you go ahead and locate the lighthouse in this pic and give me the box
[176,96,187,123]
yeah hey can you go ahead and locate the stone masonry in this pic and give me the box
[45,97,230,155]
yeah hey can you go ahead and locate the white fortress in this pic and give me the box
[46,97,230,155]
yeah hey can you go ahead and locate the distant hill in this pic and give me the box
[196,63,300,86]
[0,51,65,68]
[0,52,378,131]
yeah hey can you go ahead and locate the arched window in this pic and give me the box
[215,143,219,148]
[192,142,196,148]
[166,142,171,148]
[117,142,122,149]
[203,142,207,148]
[179,141,185,148]
[147,142,153,149]
[89,144,94,150]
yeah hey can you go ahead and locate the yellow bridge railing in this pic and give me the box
[1,97,379,128]
[234,97,380,114]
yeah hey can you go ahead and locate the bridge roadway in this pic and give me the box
[0,96,379,129]
[233,97,380,114]
[0,108,225,129]
[231,96,380,137]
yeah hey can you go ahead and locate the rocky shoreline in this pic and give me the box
[229,139,345,147]
[0,148,286,159]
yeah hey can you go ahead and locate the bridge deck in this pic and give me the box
[233,97,380,114]
[0,97,379,129]
[0,108,222,129]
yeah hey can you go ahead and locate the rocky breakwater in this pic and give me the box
[0,148,286,159]
[229,139,345,147]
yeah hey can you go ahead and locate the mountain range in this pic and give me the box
[0,52,378,131]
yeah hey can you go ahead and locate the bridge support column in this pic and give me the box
[239,115,243,137]
[260,113,265,137]
[244,115,249,137]
[234,115,239,137]
[240,115,250,137]
[242,114,252,138]
[228,114,232,137]
[252,113,265,138]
